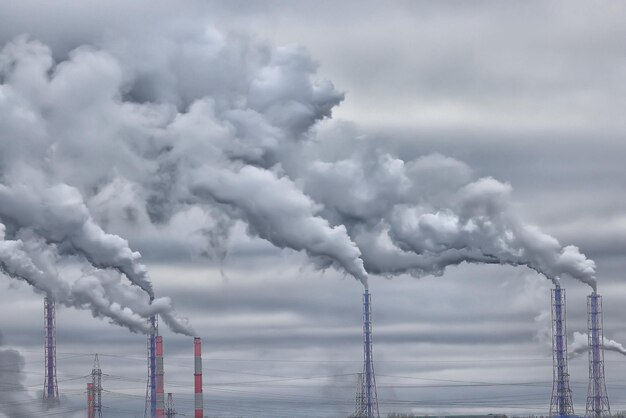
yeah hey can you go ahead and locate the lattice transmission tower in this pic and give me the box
[91,354,103,418]
[165,393,176,418]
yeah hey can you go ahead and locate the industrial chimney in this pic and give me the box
[194,337,204,418]
[352,288,380,418]
[549,284,575,417]
[43,295,59,408]
[145,313,158,418]
[87,383,94,418]
[585,292,610,417]
[156,335,165,418]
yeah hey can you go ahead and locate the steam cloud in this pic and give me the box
[0,2,595,323]
[0,222,192,335]
[570,331,626,357]
[303,153,596,288]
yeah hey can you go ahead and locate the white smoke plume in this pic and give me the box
[0,3,595,298]
[190,165,368,284]
[302,153,596,288]
[0,33,368,285]
[570,331,626,358]
[0,222,193,335]
[0,182,154,296]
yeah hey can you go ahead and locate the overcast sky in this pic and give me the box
[1,1,626,417]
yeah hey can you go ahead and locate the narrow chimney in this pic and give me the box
[156,335,165,418]
[87,383,94,418]
[194,337,203,418]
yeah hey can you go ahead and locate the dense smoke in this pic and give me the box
[0,1,595,320]
[301,153,596,288]
[0,222,192,335]
[0,182,154,296]
[570,331,626,357]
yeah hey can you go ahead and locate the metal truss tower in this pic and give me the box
[91,354,103,418]
[353,289,380,418]
[165,393,176,418]
[352,373,365,417]
[550,285,575,417]
[43,295,60,408]
[145,313,158,418]
[586,292,611,418]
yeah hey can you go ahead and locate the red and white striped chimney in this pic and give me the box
[156,335,165,418]
[87,383,94,418]
[194,337,203,418]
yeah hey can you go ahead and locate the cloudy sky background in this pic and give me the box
[1,1,626,417]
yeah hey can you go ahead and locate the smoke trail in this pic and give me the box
[570,331,626,357]
[190,165,368,285]
[0,13,594,292]
[603,337,626,355]
[303,154,596,289]
[0,35,369,285]
[0,223,193,335]
[0,183,154,296]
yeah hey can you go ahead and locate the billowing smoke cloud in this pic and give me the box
[0,3,595,300]
[190,165,368,284]
[0,222,193,335]
[0,182,154,296]
[570,331,626,357]
[301,153,596,288]
[0,34,368,285]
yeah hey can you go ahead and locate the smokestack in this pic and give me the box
[87,383,94,418]
[194,337,203,418]
[586,292,611,417]
[43,295,59,408]
[156,335,165,418]
[146,313,158,418]
[353,289,380,418]
[549,284,575,417]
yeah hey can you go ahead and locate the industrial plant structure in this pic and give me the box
[141,330,203,418]
[37,281,621,417]
[88,354,103,418]
[352,288,380,418]
[145,313,158,418]
[87,383,94,418]
[549,284,575,417]
[165,392,176,417]
[194,337,204,417]
[43,295,60,408]
[586,292,611,417]
[156,335,166,417]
